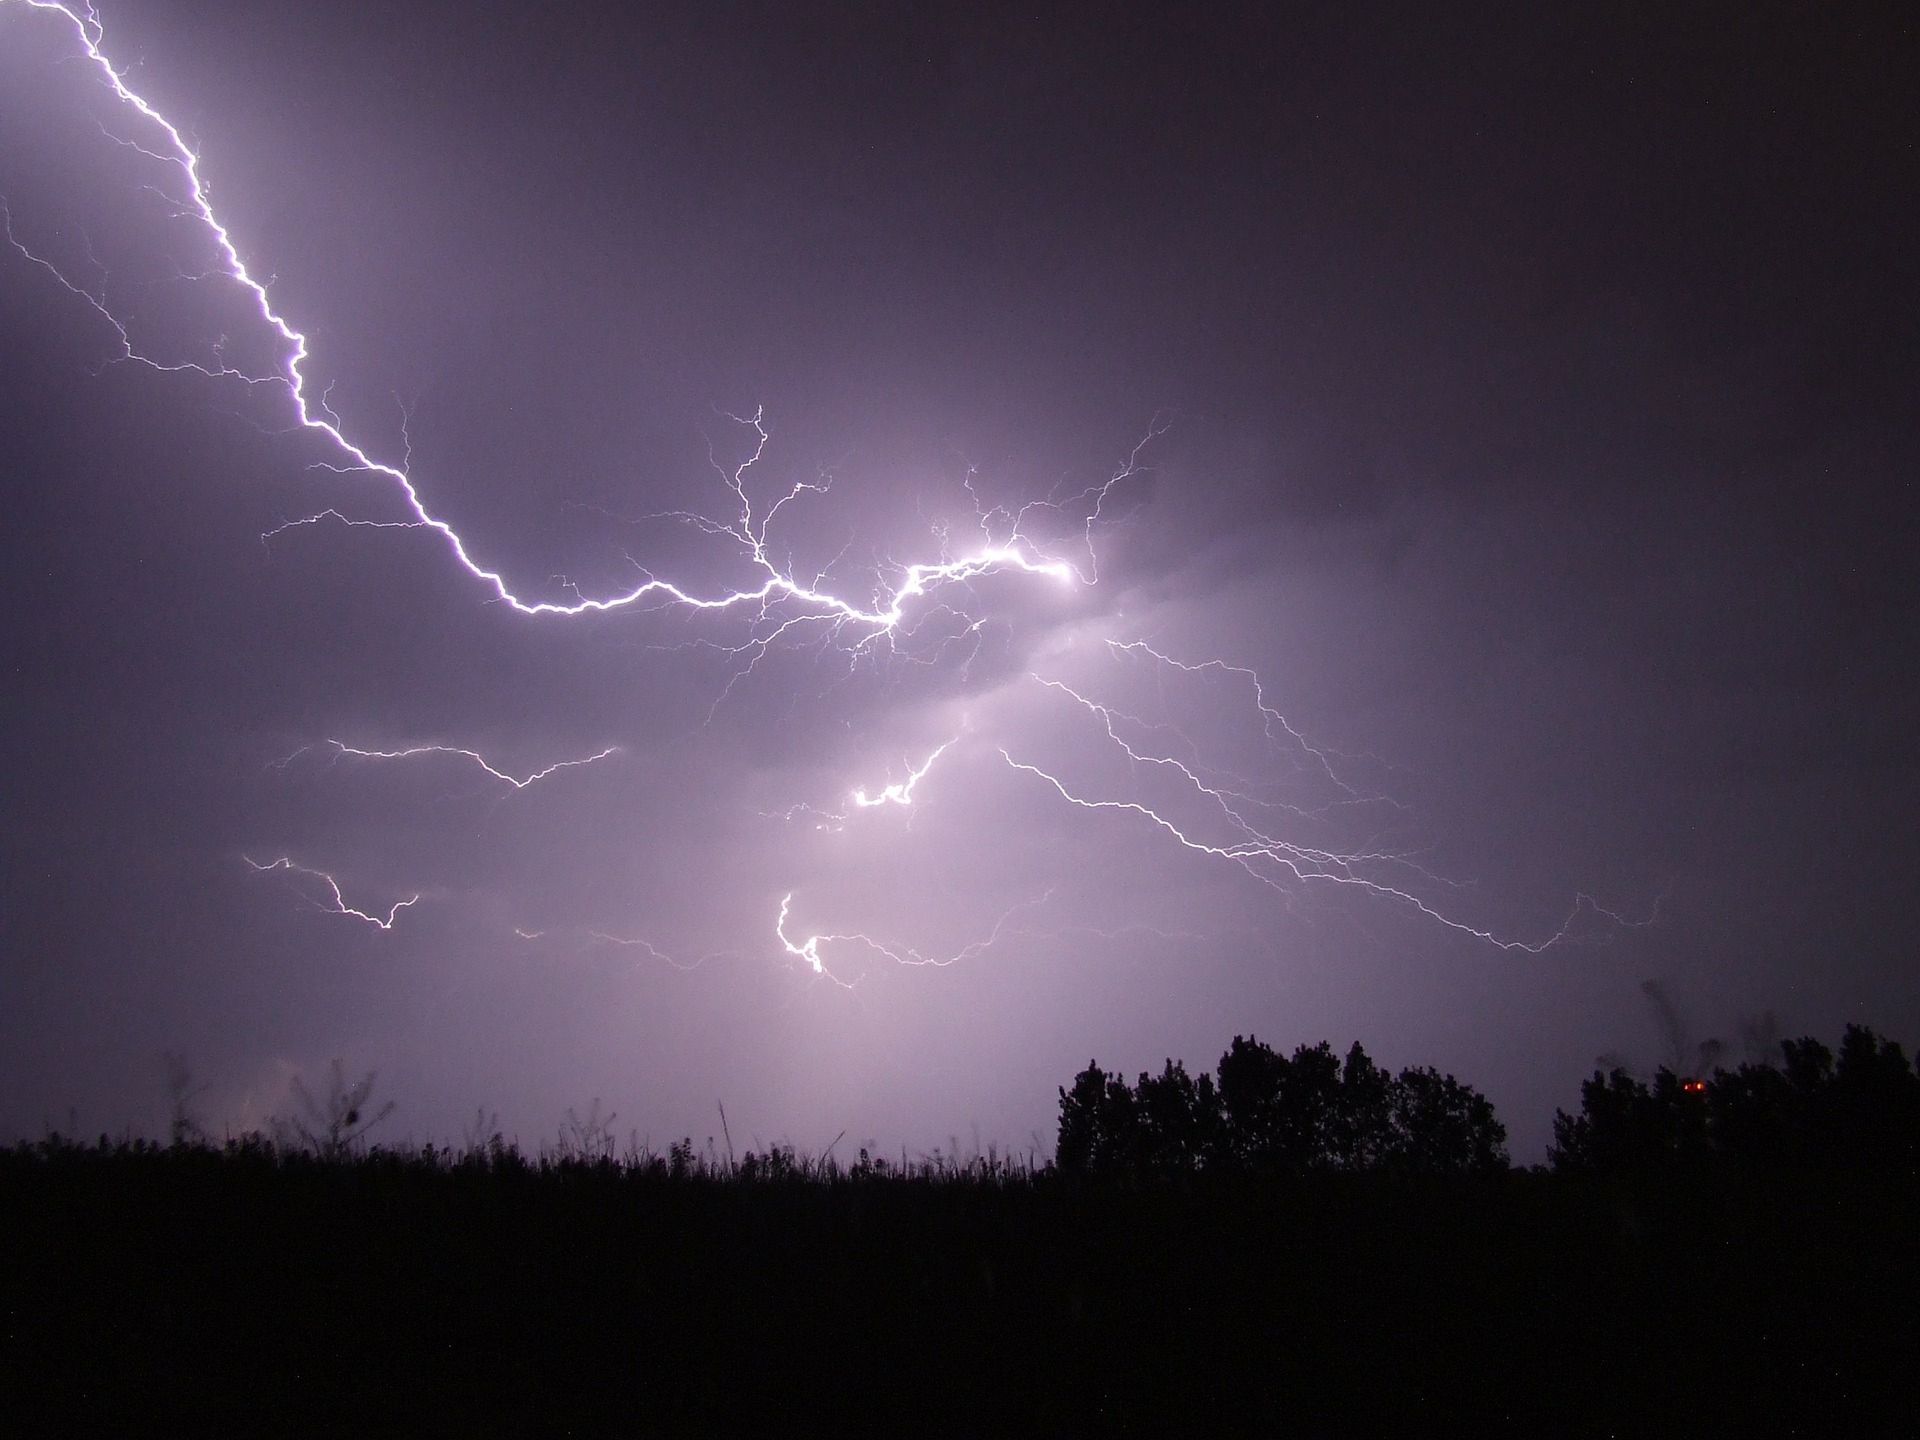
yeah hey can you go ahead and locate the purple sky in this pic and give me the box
[1,0,1914,1160]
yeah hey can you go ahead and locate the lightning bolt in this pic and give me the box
[306,740,621,791]
[1,0,1132,655]
[995,646,1651,952]
[762,737,960,830]
[770,887,1219,984]
[583,931,723,973]
[848,738,957,810]
[774,890,1052,987]
[243,856,418,930]
[1102,640,1391,807]
[997,747,1615,951]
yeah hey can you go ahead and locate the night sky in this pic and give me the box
[1,0,1913,1161]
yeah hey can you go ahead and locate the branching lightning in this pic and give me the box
[774,890,1054,988]
[1,0,1141,663]
[243,856,419,930]
[849,738,956,810]
[3,2,1651,976]
[767,737,961,830]
[290,739,621,791]
[584,930,722,973]
[772,887,1221,987]
[1103,640,1392,809]
[995,644,1649,952]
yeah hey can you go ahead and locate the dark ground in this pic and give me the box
[3,1141,1914,1435]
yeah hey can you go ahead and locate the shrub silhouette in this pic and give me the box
[271,1059,396,1160]
[554,1098,619,1163]
[161,1051,208,1147]
[1058,1037,1508,1178]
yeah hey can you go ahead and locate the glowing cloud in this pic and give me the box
[3,2,1645,968]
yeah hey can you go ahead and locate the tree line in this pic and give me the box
[51,1022,1920,1183]
[1549,1023,1919,1175]
[1059,1024,1920,1180]
[1057,1037,1508,1178]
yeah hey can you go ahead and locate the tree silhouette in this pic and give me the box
[1827,1026,1920,1171]
[1389,1065,1509,1176]
[1549,1065,1715,1173]
[1333,1042,1395,1170]
[1132,1059,1224,1176]
[1055,1062,1141,1176]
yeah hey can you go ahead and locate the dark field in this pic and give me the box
[4,1139,1914,1435]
